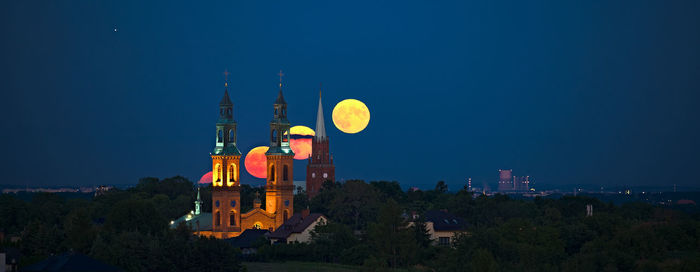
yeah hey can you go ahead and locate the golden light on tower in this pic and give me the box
[332,99,370,134]
[285,125,315,160]
[244,146,269,178]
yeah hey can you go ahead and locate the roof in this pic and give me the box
[170,212,213,231]
[225,229,269,248]
[268,213,324,239]
[424,210,467,232]
[212,145,242,156]
[22,252,121,272]
[219,88,233,106]
[275,89,286,105]
[314,90,327,141]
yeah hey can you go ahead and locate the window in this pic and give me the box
[283,210,289,221]
[215,211,221,226]
[227,108,231,116]
[229,129,234,142]
[253,222,262,229]
[271,129,277,142]
[438,237,450,246]
[283,165,289,181]
[270,165,275,181]
[230,211,236,226]
[323,173,328,178]
[312,173,316,178]
[217,130,223,143]
[228,164,237,183]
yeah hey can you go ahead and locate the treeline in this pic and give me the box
[2,177,700,271]
[0,176,241,271]
[263,180,700,271]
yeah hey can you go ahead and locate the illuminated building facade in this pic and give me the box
[202,77,295,239]
[306,90,335,198]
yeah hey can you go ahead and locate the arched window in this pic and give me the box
[283,165,289,181]
[274,108,278,115]
[229,211,236,226]
[271,129,277,142]
[217,130,223,143]
[283,210,289,221]
[270,165,275,181]
[214,164,222,185]
[227,108,231,116]
[215,211,221,226]
[217,164,222,185]
[253,222,262,229]
[229,129,235,142]
[228,164,237,183]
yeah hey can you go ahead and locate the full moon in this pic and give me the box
[286,125,315,160]
[244,146,269,179]
[332,99,370,134]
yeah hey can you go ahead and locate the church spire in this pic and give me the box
[315,84,327,141]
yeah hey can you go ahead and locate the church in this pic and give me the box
[195,76,296,239]
[171,74,335,239]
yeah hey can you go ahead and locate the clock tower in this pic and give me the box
[306,88,335,198]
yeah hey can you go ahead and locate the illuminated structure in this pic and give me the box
[497,169,530,192]
[202,74,295,238]
[306,89,335,198]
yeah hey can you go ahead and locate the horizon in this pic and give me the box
[2,1,699,190]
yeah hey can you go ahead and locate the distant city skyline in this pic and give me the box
[2,1,699,189]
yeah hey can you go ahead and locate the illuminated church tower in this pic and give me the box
[306,88,335,198]
[211,80,242,234]
[265,72,295,229]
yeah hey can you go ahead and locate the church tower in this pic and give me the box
[306,88,335,198]
[265,71,295,229]
[211,79,242,235]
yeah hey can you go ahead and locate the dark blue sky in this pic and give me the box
[2,1,699,190]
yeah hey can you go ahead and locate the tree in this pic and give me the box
[435,181,448,193]
[328,180,381,230]
[367,199,418,268]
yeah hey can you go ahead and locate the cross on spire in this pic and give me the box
[278,70,284,89]
[223,69,230,87]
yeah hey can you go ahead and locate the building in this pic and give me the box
[225,229,270,255]
[497,169,530,192]
[268,210,327,244]
[423,210,468,246]
[306,89,335,198]
[497,169,514,192]
[170,188,212,234]
[199,75,295,239]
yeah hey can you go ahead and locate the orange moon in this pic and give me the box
[199,171,213,184]
[286,125,315,160]
[332,99,370,134]
[244,146,269,179]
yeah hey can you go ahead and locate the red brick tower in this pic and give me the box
[306,88,335,198]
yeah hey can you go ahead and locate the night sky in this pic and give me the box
[2,1,699,190]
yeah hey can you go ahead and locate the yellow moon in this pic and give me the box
[332,99,370,134]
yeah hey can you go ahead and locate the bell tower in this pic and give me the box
[265,71,295,229]
[211,73,242,236]
[306,87,335,198]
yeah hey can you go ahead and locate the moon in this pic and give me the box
[332,99,370,134]
[199,171,213,184]
[286,125,315,160]
[244,146,269,179]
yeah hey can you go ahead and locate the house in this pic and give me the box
[225,229,269,255]
[268,210,327,244]
[423,210,468,246]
